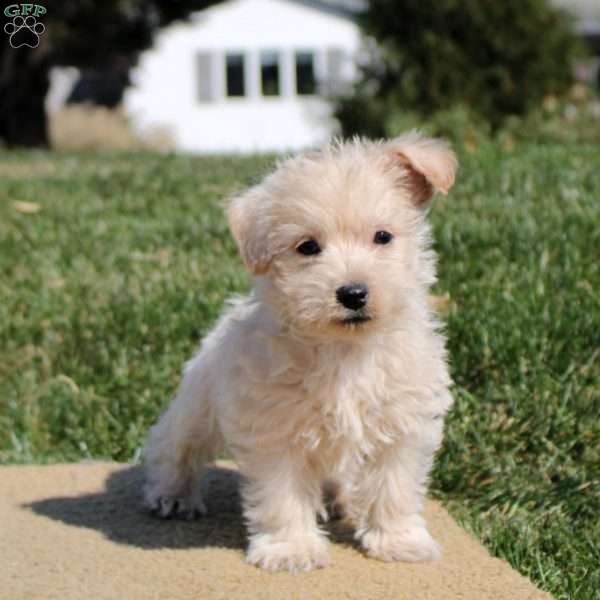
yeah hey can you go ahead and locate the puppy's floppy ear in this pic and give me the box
[226,188,272,275]
[385,131,457,206]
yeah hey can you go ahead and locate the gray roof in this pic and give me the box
[290,0,366,19]
[313,0,366,11]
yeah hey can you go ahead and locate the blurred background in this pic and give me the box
[1,0,599,151]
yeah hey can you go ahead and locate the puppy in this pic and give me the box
[144,132,457,572]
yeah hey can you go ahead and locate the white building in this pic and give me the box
[124,0,363,153]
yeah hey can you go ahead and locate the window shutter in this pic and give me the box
[325,48,346,96]
[197,52,213,102]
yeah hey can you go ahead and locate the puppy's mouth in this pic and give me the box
[339,313,372,326]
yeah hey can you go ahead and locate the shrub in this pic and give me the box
[354,86,600,152]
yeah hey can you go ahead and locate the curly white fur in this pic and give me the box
[144,132,458,572]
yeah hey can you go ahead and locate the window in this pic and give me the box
[260,51,280,96]
[295,52,316,95]
[196,52,213,102]
[226,53,245,97]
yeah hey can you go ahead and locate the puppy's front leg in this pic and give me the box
[242,453,329,573]
[356,430,442,563]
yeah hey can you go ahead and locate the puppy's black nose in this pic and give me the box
[336,283,369,311]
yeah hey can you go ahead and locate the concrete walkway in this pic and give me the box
[0,462,550,600]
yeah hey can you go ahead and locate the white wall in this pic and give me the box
[46,67,80,114]
[124,0,361,153]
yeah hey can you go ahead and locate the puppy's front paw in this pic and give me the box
[145,484,207,520]
[360,515,441,562]
[247,532,330,573]
[148,494,207,520]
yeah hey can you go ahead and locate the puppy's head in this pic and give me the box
[227,131,457,340]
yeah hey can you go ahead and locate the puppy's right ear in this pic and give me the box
[226,189,272,275]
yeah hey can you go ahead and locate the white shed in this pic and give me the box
[124,0,363,153]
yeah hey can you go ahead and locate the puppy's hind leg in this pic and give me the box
[144,354,222,519]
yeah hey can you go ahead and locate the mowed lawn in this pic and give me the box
[1,144,598,599]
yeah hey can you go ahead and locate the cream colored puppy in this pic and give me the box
[144,132,457,572]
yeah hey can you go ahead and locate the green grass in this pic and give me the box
[1,144,598,599]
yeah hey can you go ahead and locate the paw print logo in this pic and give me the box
[4,15,45,48]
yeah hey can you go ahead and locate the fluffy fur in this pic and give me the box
[144,132,458,572]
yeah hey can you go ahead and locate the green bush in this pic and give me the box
[337,0,584,136]
[349,87,600,153]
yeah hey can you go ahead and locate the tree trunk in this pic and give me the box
[0,45,50,147]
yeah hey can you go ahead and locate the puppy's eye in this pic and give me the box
[373,230,393,245]
[296,239,321,256]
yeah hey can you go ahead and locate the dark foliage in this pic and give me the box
[0,1,220,146]
[337,0,584,137]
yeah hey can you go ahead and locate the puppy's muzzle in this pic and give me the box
[336,283,369,311]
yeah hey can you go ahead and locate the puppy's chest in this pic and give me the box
[239,333,427,455]
[295,355,399,454]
